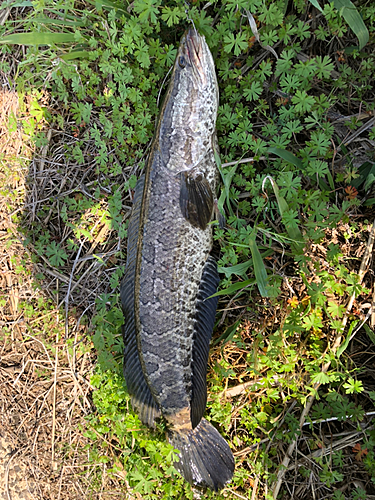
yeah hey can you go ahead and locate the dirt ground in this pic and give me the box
[0,87,99,499]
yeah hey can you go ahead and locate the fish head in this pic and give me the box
[179,28,217,92]
[157,29,219,174]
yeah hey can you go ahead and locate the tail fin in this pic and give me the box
[169,418,234,491]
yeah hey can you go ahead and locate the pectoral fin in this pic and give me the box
[180,172,214,231]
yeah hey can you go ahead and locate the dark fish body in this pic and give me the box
[120,29,234,491]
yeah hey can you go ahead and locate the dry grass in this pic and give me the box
[0,78,132,499]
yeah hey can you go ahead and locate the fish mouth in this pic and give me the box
[184,28,206,85]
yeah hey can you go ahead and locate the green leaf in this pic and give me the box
[291,90,316,114]
[303,310,324,330]
[363,324,375,346]
[45,242,68,267]
[249,230,269,298]
[267,146,303,169]
[213,320,241,346]
[311,371,331,385]
[223,32,248,56]
[263,176,303,244]
[161,6,182,26]
[337,320,358,357]
[308,0,323,13]
[211,279,254,297]
[343,377,363,394]
[243,81,263,102]
[327,301,345,319]
[0,32,77,45]
[133,0,160,24]
[60,50,92,61]
[333,0,369,49]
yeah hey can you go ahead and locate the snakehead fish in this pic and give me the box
[120,28,234,491]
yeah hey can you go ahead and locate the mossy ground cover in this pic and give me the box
[1,0,375,498]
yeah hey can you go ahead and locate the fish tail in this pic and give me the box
[168,418,234,491]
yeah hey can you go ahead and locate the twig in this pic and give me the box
[300,429,372,463]
[225,375,281,398]
[221,156,267,168]
[13,344,54,385]
[304,411,375,428]
[64,240,85,339]
[251,476,259,500]
[238,418,375,456]
[230,489,248,500]
[244,10,278,60]
[51,305,60,467]
[272,219,375,499]
[5,448,23,500]
[156,65,173,109]
[39,128,53,174]
[338,116,375,150]
[0,7,10,26]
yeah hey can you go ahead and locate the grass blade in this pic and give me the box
[363,324,375,346]
[211,279,254,297]
[337,320,359,357]
[267,146,303,170]
[308,0,323,12]
[60,50,92,61]
[213,320,241,347]
[333,0,369,49]
[0,32,78,45]
[215,149,248,217]
[2,1,33,6]
[31,17,86,27]
[218,260,253,279]
[249,229,269,297]
[218,249,274,279]
[263,176,303,245]
[86,0,129,15]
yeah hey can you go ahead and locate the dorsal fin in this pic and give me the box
[190,256,219,428]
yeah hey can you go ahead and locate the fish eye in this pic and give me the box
[178,56,186,68]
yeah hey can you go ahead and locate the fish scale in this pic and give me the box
[139,151,214,415]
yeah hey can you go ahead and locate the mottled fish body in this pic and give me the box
[120,28,234,490]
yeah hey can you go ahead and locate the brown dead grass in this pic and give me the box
[0,85,133,499]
